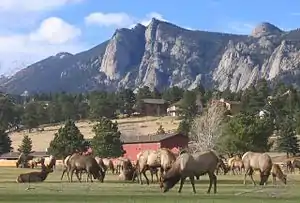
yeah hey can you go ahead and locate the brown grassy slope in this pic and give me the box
[9,116,180,152]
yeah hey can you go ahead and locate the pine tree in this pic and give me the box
[277,116,300,157]
[18,135,32,155]
[177,118,192,136]
[0,129,12,154]
[48,119,87,158]
[91,117,124,158]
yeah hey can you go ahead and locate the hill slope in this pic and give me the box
[2,19,300,94]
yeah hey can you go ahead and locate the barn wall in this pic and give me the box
[122,142,160,161]
[160,135,189,151]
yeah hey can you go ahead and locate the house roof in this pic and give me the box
[142,98,167,105]
[121,132,186,144]
[0,152,20,159]
[0,151,49,159]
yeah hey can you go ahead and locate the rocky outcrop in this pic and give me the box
[1,18,300,94]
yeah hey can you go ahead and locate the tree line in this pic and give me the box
[1,79,300,158]
[185,80,300,158]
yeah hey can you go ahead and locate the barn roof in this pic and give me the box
[121,132,186,144]
[142,98,167,105]
[0,151,49,159]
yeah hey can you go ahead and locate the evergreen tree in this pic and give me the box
[179,91,197,119]
[277,116,300,157]
[177,118,192,136]
[91,117,124,158]
[0,129,12,154]
[48,120,87,158]
[0,95,19,130]
[18,135,32,155]
[117,89,136,115]
[218,113,274,154]
[22,102,39,132]
[162,86,184,104]
[89,92,117,119]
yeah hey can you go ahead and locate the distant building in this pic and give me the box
[139,98,168,116]
[0,151,49,160]
[167,96,203,117]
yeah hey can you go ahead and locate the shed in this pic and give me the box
[121,132,189,161]
[140,98,168,116]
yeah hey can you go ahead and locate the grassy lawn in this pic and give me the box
[0,167,299,202]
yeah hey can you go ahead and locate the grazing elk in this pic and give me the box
[271,164,287,185]
[136,148,176,185]
[29,157,45,169]
[291,159,300,173]
[242,151,273,186]
[160,150,219,194]
[67,154,105,183]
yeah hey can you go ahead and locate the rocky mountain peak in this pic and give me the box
[1,20,300,95]
[251,22,283,38]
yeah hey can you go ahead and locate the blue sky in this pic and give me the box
[0,0,299,76]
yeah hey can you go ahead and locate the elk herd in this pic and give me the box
[13,149,300,194]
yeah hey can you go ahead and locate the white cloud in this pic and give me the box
[0,0,83,12]
[0,17,85,76]
[138,12,167,26]
[85,11,167,28]
[29,17,81,44]
[0,0,86,76]
[85,12,134,27]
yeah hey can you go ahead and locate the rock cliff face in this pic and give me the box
[2,18,300,94]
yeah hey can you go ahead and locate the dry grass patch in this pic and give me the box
[9,116,181,151]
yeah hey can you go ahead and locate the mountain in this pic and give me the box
[2,18,300,95]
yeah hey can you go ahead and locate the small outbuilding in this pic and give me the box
[139,98,168,116]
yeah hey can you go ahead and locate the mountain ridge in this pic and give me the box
[1,18,300,95]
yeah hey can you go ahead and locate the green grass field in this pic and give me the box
[0,167,299,203]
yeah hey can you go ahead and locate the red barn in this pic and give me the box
[121,132,189,161]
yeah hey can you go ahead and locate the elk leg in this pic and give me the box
[155,170,159,183]
[159,167,164,183]
[131,170,137,182]
[70,169,75,182]
[189,176,196,194]
[142,170,149,185]
[243,168,249,185]
[138,168,143,185]
[66,167,71,182]
[231,167,236,175]
[248,169,256,186]
[213,174,217,194]
[178,177,186,193]
[78,171,83,181]
[60,168,67,180]
[150,169,154,183]
[272,174,276,185]
[207,172,214,194]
